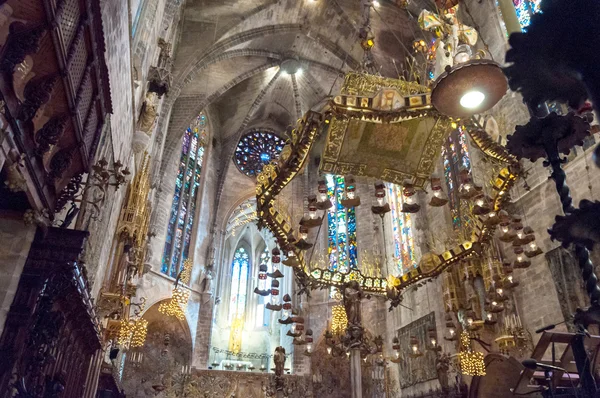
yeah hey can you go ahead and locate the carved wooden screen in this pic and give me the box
[0,228,102,398]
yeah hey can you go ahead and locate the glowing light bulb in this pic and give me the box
[487,313,492,320]
[467,318,473,326]
[307,344,312,353]
[282,309,290,318]
[449,329,456,336]
[412,345,418,353]
[377,197,384,206]
[363,356,368,362]
[501,226,509,233]
[492,301,498,306]
[460,91,485,109]
[529,242,537,250]
[327,347,332,355]
[489,212,496,218]
[309,209,317,219]
[476,199,484,207]
[430,338,437,346]
[405,196,414,204]
[496,288,503,296]
[507,275,513,283]
[347,191,355,200]
[300,232,308,240]
[291,324,296,333]
[395,351,400,359]
[373,0,380,6]
[517,255,523,262]
[517,232,524,239]
[346,352,350,358]
[319,192,327,202]
[434,191,442,198]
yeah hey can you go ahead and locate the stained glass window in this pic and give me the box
[229,247,250,325]
[326,175,358,274]
[441,126,472,230]
[161,113,208,277]
[234,130,284,177]
[255,247,271,328]
[513,0,542,30]
[387,184,417,275]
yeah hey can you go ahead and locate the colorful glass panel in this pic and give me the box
[326,175,358,274]
[388,184,417,275]
[512,0,542,30]
[234,130,284,177]
[441,127,472,230]
[229,247,250,325]
[161,113,208,276]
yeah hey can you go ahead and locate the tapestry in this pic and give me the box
[321,115,451,188]
[397,312,438,388]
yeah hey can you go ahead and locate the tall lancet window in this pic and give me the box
[326,175,358,273]
[228,246,250,353]
[387,184,417,275]
[441,126,472,230]
[161,113,208,277]
[229,246,250,325]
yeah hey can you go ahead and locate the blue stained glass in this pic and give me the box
[388,184,416,275]
[162,114,208,277]
[512,0,542,30]
[234,130,284,176]
[326,175,358,274]
[441,127,472,230]
[229,247,250,325]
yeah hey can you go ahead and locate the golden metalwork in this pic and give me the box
[331,305,348,336]
[158,286,190,320]
[117,153,152,271]
[341,72,428,97]
[130,318,148,348]
[458,331,486,376]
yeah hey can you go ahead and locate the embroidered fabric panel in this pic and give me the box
[325,175,358,274]
[161,113,208,277]
[388,184,417,275]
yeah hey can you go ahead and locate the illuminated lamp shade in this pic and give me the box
[429,177,448,207]
[340,176,361,208]
[301,195,323,228]
[316,179,332,210]
[431,59,508,118]
[265,280,282,311]
[371,182,391,215]
[295,225,313,251]
[513,246,531,269]
[401,183,420,213]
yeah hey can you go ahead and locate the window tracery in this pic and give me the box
[161,113,207,277]
[387,184,417,275]
[441,126,472,229]
[229,246,250,326]
[325,175,358,274]
[234,130,284,177]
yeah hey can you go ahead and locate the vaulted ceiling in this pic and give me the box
[161,0,436,180]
